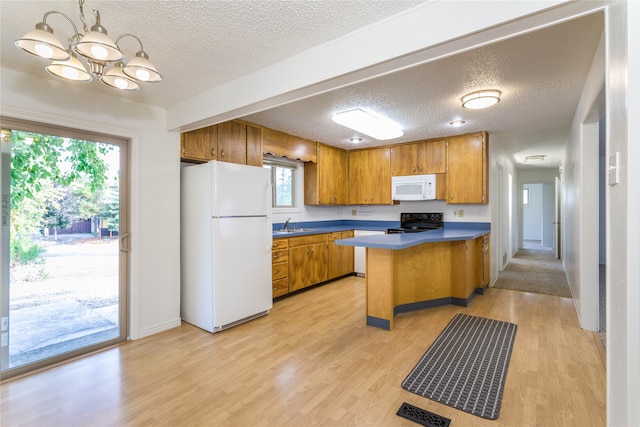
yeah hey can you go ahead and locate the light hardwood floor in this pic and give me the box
[1,276,606,426]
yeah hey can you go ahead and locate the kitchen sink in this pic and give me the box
[273,228,314,234]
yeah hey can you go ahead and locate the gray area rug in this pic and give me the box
[402,314,517,420]
[493,248,572,298]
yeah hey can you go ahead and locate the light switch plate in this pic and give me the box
[608,152,620,186]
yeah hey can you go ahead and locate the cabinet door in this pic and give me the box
[308,242,328,285]
[423,139,447,174]
[180,125,217,161]
[390,143,420,176]
[246,124,263,167]
[446,132,488,204]
[288,245,310,292]
[319,145,348,204]
[328,231,354,279]
[217,121,247,164]
[348,148,391,204]
[369,147,392,204]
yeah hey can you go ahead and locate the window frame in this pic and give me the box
[263,156,299,210]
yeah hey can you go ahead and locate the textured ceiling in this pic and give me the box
[1,1,604,170]
[0,0,423,108]
[242,11,604,169]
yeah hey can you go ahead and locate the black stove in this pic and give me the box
[387,212,444,234]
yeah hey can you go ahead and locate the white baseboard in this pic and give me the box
[134,318,182,340]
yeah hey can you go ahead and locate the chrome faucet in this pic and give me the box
[282,217,292,231]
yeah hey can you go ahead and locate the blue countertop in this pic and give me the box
[272,220,490,250]
[335,225,490,250]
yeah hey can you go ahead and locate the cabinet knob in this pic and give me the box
[273,254,279,259]
[221,149,225,157]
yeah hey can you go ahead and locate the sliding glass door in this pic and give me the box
[0,118,128,379]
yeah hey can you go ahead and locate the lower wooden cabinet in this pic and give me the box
[271,238,289,298]
[328,231,354,279]
[289,235,328,292]
[272,231,355,298]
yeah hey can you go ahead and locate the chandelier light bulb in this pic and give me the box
[34,43,55,58]
[90,45,109,60]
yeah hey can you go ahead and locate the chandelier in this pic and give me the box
[15,0,162,91]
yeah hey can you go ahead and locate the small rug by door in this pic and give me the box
[401,314,517,420]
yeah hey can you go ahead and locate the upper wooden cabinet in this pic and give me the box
[348,147,392,205]
[446,132,488,204]
[181,120,263,166]
[390,139,447,176]
[262,127,317,163]
[304,144,348,205]
[180,125,217,162]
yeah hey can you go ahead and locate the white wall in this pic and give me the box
[606,2,640,425]
[490,138,518,279]
[563,33,602,332]
[0,67,182,340]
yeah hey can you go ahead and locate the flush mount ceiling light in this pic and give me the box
[449,120,466,127]
[461,90,501,109]
[15,0,162,90]
[349,137,363,143]
[332,109,403,140]
[522,154,551,164]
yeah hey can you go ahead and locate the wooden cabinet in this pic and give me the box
[328,231,354,279]
[180,125,217,162]
[446,132,488,204]
[304,144,348,205]
[180,121,262,166]
[217,121,246,164]
[272,238,289,298]
[476,233,490,290]
[390,139,446,176]
[246,124,263,167]
[262,127,317,163]
[288,234,328,292]
[348,147,392,205]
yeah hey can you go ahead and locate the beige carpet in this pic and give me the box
[493,248,572,298]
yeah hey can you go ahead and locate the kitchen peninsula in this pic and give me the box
[336,224,490,330]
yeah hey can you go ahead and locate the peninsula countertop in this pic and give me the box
[334,223,490,250]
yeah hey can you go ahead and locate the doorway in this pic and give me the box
[1,119,129,379]
[522,182,555,250]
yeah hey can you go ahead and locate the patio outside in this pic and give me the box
[8,232,119,368]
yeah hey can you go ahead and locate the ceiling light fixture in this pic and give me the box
[522,154,551,164]
[461,90,501,109]
[15,0,162,90]
[349,137,363,144]
[449,120,466,127]
[332,109,403,140]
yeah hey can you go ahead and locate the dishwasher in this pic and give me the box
[354,230,385,277]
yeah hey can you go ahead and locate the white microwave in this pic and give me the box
[392,174,437,201]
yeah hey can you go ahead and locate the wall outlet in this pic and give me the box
[1,332,7,347]
[1,317,7,331]
[458,209,464,217]
[351,210,357,216]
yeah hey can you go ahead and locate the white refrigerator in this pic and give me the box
[180,160,273,333]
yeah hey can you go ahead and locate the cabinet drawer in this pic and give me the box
[272,249,288,263]
[288,234,327,247]
[272,238,289,250]
[272,263,288,280]
[272,277,289,298]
